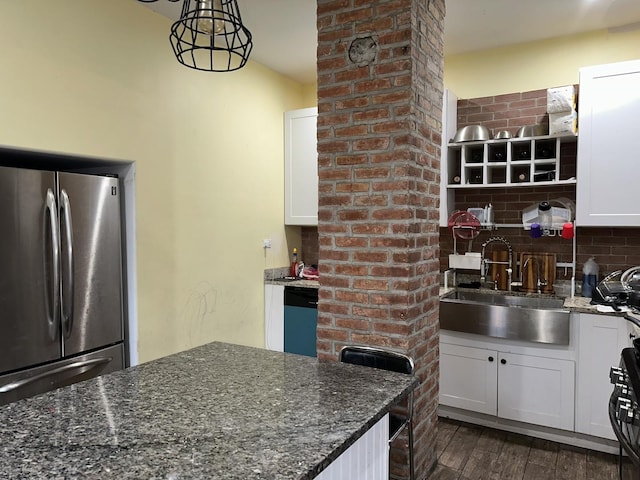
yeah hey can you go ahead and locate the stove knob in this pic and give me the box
[617,397,631,409]
[614,383,632,399]
[617,398,635,423]
[610,366,625,385]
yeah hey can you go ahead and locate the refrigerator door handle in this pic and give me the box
[60,189,74,338]
[0,357,112,393]
[45,189,60,342]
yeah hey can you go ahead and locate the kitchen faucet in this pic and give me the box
[522,256,548,293]
[480,236,513,291]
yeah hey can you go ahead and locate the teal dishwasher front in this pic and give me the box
[284,286,318,357]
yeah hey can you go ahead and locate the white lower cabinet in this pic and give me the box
[440,342,575,431]
[315,414,389,480]
[440,343,497,415]
[264,284,284,352]
[576,313,633,440]
[497,352,574,431]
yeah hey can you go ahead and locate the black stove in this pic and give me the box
[610,347,640,479]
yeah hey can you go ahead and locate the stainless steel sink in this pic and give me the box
[445,290,565,309]
[440,290,570,345]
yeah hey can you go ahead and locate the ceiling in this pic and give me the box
[142,0,640,84]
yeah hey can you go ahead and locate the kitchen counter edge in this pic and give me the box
[0,341,416,479]
[266,278,320,288]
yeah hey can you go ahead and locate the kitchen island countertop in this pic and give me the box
[0,342,416,479]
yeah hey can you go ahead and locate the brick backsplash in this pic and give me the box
[305,187,640,280]
[455,86,578,138]
[300,227,319,266]
[437,85,640,283]
[577,228,640,276]
[306,218,640,281]
[441,223,640,281]
[309,221,640,283]
[442,185,577,278]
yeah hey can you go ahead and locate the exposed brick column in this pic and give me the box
[316,0,445,478]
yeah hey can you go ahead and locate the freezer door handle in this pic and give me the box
[60,189,74,338]
[45,189,60,341]
[0,357,112,394]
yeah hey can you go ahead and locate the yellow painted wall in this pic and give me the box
[0,0,307,362]
[445,28,640,98]
[301,83,318,107]
[295,28,640,104]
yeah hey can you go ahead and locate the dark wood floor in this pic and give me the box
[430,417,634,480]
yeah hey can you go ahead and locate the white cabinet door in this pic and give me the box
[284,107,318,226]
[439,343,498,416]
[576,59,640,226]
[264,284,284,351]
[439,89,458,227]
[576,313,632,439]
[498,352,575,431]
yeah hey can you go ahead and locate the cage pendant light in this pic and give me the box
[169,0,253,72]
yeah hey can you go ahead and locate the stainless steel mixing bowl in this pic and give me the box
[516,124,549,138]
[452,125,491,143]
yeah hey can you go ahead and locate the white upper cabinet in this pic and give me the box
[439,89,458,227]
[284,107,318,226]
[576,59,640,226]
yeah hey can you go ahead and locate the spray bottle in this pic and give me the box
[582,257,599,298]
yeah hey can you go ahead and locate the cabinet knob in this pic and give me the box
[500,358,507,365]
[488,356,494,362]
[630,332,636,339]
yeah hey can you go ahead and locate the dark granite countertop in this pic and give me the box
[264,267,320,289]
[266,278,320,288]
[0,342,416,479]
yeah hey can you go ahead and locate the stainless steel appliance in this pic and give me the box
[0,166,125,405]
[609,315,640,478]
[592,270,630,310]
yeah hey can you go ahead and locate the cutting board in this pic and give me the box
[520,252,556,294]
[490,250,509,290]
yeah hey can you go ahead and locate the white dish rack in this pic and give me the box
[448,252,481,270]
[522,204,571,230]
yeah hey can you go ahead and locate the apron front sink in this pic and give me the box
[440,290,570,345]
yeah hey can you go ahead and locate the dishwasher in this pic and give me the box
[284,286,318,357]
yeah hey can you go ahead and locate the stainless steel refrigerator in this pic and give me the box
[0,166,126,405]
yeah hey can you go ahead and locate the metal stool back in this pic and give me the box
[339,345,415,480]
